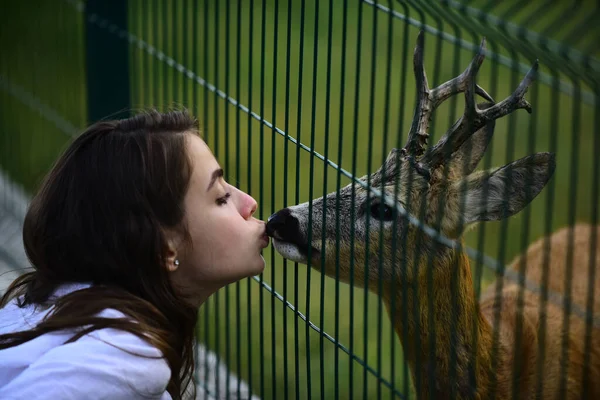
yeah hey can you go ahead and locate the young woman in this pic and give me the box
[0,109,269,399]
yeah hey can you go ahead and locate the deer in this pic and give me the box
[266,31,600,399]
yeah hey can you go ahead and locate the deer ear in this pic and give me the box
[448,102,496,175]
[452,152,556,225]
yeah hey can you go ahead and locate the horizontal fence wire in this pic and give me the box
[63,0,600,332]
[439,0,600,72]
[0,75,79,137]
[252,276,405,398]
[362,0,598,105]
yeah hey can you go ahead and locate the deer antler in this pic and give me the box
[402,30,539,180]
[401,30,494,158]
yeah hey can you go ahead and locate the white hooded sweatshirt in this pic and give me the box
[0,282,172,399]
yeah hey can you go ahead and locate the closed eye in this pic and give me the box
[216,192,231,205]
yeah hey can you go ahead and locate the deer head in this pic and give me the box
[266,31,555,294]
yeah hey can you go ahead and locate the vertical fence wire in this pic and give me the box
[350,2,364,397]
[334,2,349,398]
[200,1,210,397]
[283,1,293,398]
[295,1,307,398]
[320,1,334,398]
[582,90,600,399]
[223,1,232,396]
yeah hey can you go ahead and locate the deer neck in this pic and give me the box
[384,243,498,399]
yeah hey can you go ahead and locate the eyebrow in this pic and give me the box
[207,168,224,192]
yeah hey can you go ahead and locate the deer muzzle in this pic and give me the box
[266,207,320,264]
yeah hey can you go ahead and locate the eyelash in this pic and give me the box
[216,192,231,205]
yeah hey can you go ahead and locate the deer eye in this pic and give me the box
[369,203,394,221]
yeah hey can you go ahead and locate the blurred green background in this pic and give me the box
[1,1,598,399]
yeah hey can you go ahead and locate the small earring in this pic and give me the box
[174,259,180,267]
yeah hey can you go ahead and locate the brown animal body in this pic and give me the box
[387,223,600,399]
[475,223,600,399]
[266,31,600,399]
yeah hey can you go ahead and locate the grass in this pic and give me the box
[1,1,598,399]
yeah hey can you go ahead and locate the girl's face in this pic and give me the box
[169,134,268,304]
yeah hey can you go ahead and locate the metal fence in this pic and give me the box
[1,1,598,399]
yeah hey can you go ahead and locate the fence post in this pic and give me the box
[84,0,130,124]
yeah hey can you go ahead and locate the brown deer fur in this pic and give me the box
[383,223,600,399]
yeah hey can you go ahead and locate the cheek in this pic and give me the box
[187,211,252,265]
[194,214,239,248]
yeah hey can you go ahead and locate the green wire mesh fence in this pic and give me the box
[1,1,599,399]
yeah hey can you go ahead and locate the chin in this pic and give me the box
[248,255,266,276]
[220,259,265,286]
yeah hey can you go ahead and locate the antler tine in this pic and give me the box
[402,30,431,157]
[429,37,492,107]
[402,33,494,159]
[420,60,539,171]
[478,60,538,119]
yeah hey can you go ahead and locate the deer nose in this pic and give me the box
[266,208,299,241]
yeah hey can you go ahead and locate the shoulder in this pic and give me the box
[0,307,172,399]
[83,318,174,395]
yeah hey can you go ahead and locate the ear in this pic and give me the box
[164,235,181,272]
[452,152,556,225]
[448,102,495,175]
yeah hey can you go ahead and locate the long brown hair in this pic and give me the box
[0,109,201,399]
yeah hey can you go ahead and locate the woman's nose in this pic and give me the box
[246,195,258,218]
[238,188,258,219]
